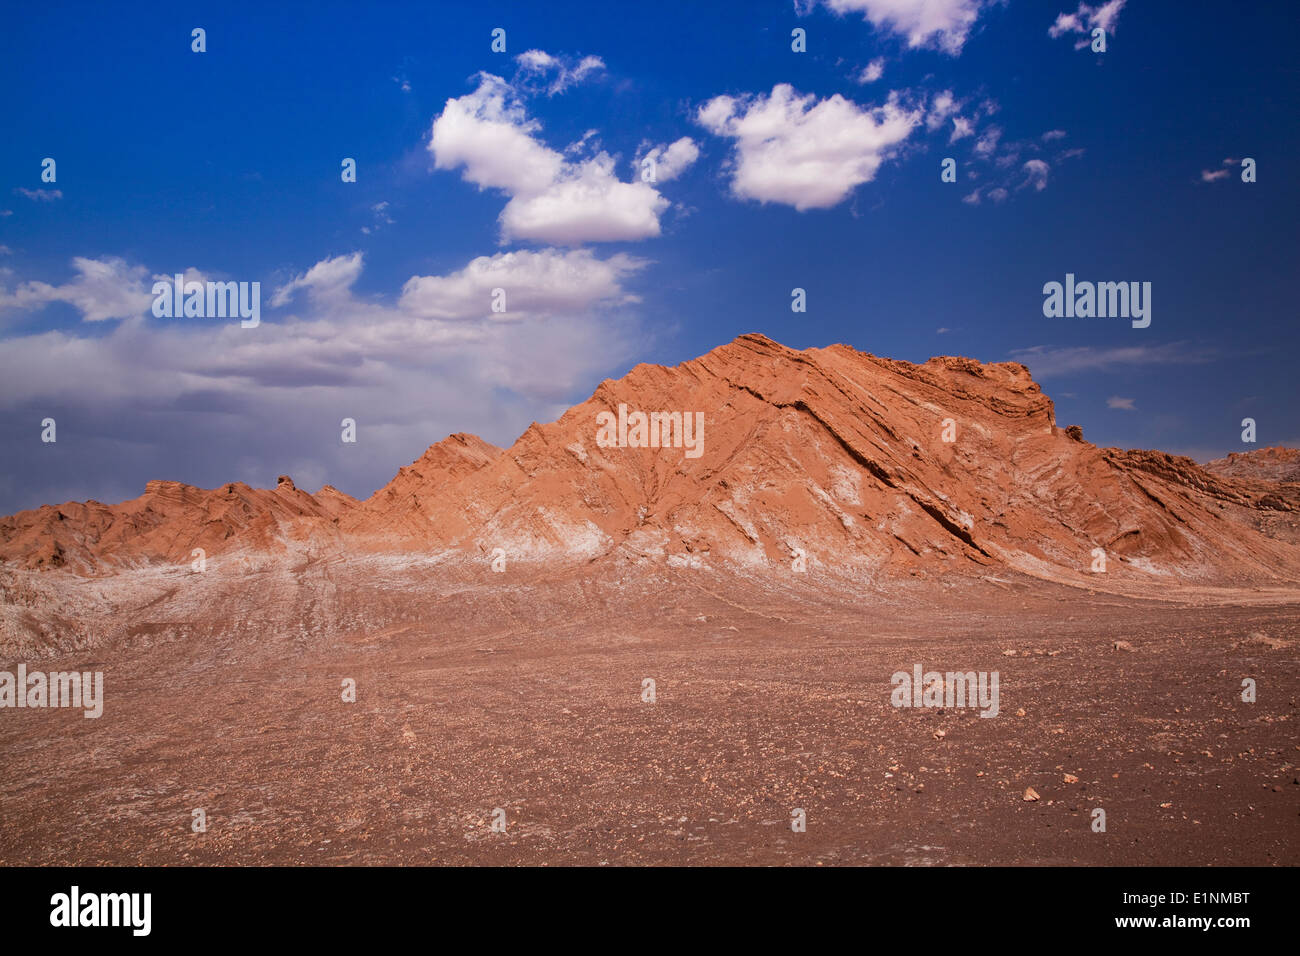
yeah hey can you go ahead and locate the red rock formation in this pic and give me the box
[342,433,501,544]
[402,334,1300,585]
[0,477,346,572]
[2,335,1298,586]
[1204,446,1300,483]
[314,484,361,520]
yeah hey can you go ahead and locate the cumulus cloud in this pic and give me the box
[429,72,687,244]
[802,0,992,55]
[0,256,153,322]
[500,155,671,244]
[635,137,701,183]
[272,253,365,307]
[399,248,645,321]
[430,74,563,196]
[696,84,919,210]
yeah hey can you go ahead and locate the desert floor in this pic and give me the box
[1,556,1296,865]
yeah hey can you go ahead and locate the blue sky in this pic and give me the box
[1,0,1296,513]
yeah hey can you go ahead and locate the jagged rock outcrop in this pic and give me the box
[0,477,345,572]
[342,433,501,544]
[1204,446,1300,483]
[2,334,1298,586]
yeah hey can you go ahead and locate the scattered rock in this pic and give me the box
[1236,632,1290,650]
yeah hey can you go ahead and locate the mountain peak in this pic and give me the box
[2,337,1297,586]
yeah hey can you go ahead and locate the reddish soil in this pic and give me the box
[0,559,1295,866]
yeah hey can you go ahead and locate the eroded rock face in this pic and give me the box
[1204,446,1300,483]
[341,432,502,544]
[1,334,1298,587]
[0,478,347,572]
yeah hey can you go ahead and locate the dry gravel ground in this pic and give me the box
[0,555,1296,866]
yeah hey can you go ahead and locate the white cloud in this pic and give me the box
[857,58,885,83]
[1106,396,1136,410]
[953,117,1079,203]
[430,73,686,244]
[0,256,152,322]
[1022,159,1050,191]
[501,155,670,244]
[272,253,365,307]
[0,250,652,505]
[696,84,919,210]
[399,247,645,321]
[806,0,991,55]
[430,74,564,196]
[1010,343,1215,378]
[950,116,974,142]
[636,137,701,183]
[515,49,558,71]
[13,188,62,202]
[1049,0,1125,47]
[499,155,670,244]
[926,90,962,131]
[515,51,606,95]
[973,125,1002,157]
[274,249,640,327]
[362,201,395,235]
[1200,160,1236,183]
